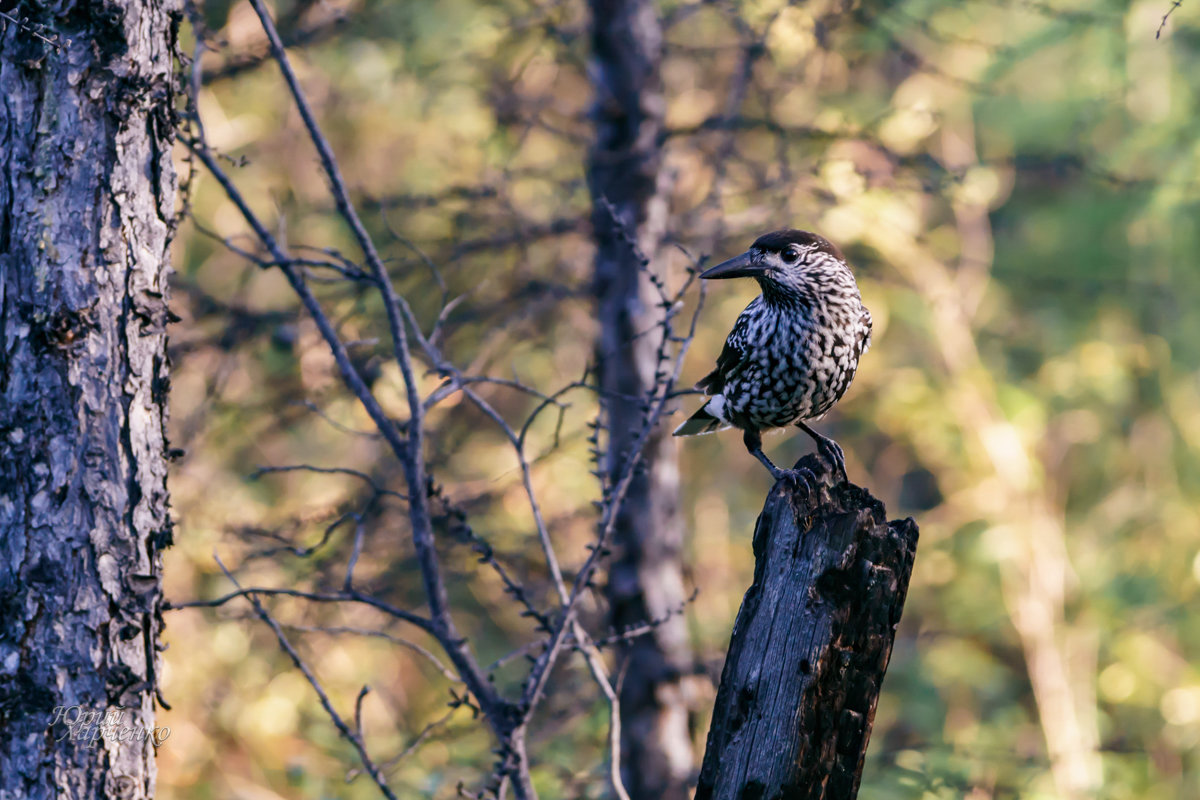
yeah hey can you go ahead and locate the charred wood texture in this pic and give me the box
[697,456,919,800]
[587,0,695,798]
[0,2,178,798]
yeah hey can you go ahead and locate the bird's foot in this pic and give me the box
[770,465,820,495]
[815,437,847,485]
[795,421,849,484]
[746,430,820,494]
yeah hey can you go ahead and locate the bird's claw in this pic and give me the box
[816,438,847,484]
[772,466,819,495]
[795,422,850,485]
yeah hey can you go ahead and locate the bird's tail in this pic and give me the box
[673,398,731,437]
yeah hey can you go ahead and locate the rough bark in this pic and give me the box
[0,3,178,798]
[586,0,695,797]
[697,456,919,800]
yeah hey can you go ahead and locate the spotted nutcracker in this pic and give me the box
[674,229,872,487]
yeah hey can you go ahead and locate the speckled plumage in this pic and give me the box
[674,229,872,482]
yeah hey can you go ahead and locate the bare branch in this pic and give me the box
[249,464,408,502]
[520,273,707,713]
[351,708,459,780]
[215,556,400,800]
[283,623,462,683]
[572,623,631,800]
[1157,0,1184,38]
[165,587,434,634]
[184,5,714,794]
[290,400,384,439]
[238,8,516,748]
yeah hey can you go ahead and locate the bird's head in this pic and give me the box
[700,229,847,298]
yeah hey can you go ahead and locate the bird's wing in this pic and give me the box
[857,306,873,357]
[695,307,754,396]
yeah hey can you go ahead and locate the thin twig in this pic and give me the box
[361,708,458,779]
[216,556,399,800]
[249,464,407,501]
[571,623,631,800]
[166,586,433,633]
[283,623,462,683]
[521,273,706,712]
[1157,0,1184,38]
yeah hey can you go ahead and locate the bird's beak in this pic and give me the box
[700,251,766,280]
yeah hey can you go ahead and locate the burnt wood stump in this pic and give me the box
[697,454,919,800]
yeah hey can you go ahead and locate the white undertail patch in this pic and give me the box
[706,394,729,424]
[672,393,732,436]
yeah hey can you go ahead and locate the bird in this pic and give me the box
[674,229,872,488]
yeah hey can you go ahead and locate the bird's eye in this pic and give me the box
[781,247,801,264]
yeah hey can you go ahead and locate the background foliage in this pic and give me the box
[163,0,1200,797]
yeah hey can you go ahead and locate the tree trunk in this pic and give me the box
[697,457,919,800]
[0,3,178,798]
[586,1,695,797]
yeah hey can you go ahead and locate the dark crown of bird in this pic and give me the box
[674,229,872,487]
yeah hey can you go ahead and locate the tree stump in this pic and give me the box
[697,454,919,800]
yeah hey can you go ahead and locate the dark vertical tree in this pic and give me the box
[0,3,178,797]
[587,1,695,796]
